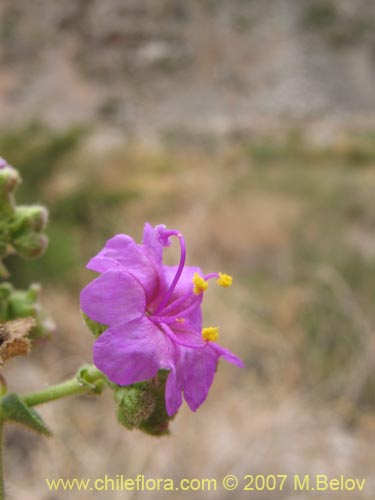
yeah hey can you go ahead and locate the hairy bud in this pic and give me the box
[10,205,49,236]
[0,165,20,195]
[115,371,175,436]
[115,384,156,429]
[2,283,55,339]
[12,232,48,259]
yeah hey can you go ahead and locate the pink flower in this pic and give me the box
[80,223,243,416]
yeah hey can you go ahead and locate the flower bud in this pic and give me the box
[6,284,55,339]
[0,195,16,219]
[7,289,35,319]
[115,371,175,436]
[115,383,156,429]
[10,205,49,236]
[12,232,48,259]
[0,165,20,195]
[0,160,20,224]
[137,370,175,436]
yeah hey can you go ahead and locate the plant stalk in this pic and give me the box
[22,365,106,407]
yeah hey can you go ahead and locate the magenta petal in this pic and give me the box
[210,343,244,368]
[163,322,206,349]
[80,269,145,326]
[87,234,159,300]
[142,222,164,264]
[165,368,183,416]
[179,345,218,412]
[93,317,173,385]
[181,303,202,333]
[177,342,243,412]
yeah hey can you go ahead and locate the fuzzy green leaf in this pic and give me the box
[0,393,52,436]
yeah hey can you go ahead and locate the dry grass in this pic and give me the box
[1,130,374,499]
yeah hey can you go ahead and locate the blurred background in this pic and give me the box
[0,1,374,499]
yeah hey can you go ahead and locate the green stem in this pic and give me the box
[22,365,106,408]
[23,379,88,407]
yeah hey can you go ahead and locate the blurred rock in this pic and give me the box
[0,0,373,137]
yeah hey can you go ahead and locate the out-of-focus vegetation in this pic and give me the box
[243,132,375,412]
[301,0,373,46]
[1,123,374,415]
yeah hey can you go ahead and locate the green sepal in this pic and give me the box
[0,393,52,436]
[82,311,107,338]
[76,365,107,394]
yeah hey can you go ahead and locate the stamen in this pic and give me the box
[217,272,232,287]
[154,227,186,314]
[162,271,233,316]
[203,272,232,287]
[192,272,208,295]
[202,326,219,342]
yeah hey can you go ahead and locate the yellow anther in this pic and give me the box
[217,272,233,288]
[202,326,219,342]
[175,318,185,323]
[192,272,208,295]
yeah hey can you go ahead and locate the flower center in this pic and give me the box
[152,225,234,321]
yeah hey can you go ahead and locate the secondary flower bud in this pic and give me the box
[6,284,55,339]
[0,158,20,219]
[0,164,20,195]
[115,384,156,429]
[10,205,49,236]
[115,371,174,436]
[12,232,48,259]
